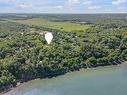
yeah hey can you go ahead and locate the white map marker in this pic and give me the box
[45,32,53,44]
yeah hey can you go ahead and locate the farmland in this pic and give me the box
[11,18,90,32]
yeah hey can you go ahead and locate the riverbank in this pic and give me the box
[1,61,126,95]
[4,61,127,95]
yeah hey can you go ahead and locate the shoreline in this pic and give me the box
[1,61,126,95]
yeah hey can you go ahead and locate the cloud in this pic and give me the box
[83,0,92,5]
[68,0,79,5]
[17,3,32,8]
[55,5,63,9]
[0,0,16,3]
[67,0,79,7]
[117,6,126,9]
[65,0,80,9]
[82,0,100,10]
[0,0,127,13]
[112,0,127,5]
[87,6,101,9]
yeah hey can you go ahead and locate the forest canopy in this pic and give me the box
[0,14,127,92]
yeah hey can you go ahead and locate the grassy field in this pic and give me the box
[13,18,90,32]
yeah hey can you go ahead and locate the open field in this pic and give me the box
[13,18,90,32]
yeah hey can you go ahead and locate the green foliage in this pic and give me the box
[0,14,127,92]
[0,70,16,91]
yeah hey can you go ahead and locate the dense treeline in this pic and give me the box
[0,15,127,92]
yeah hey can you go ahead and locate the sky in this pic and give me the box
[0,0,127,13]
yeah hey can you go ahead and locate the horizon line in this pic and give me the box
[0,12,127,14]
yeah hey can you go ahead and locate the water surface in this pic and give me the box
[5,64,127,95]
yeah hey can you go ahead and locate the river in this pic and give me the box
[4,63,127,95]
